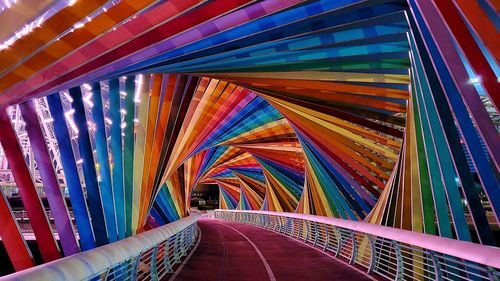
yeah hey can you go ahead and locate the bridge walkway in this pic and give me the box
[170,218,376,281]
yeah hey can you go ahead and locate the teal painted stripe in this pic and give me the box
[123,76,136,237]
[109,78,126,240]
[410,64,453,239]
[411,44,471,241]
[90,83,118,243]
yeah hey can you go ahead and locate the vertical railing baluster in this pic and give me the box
[367,234,377,275]
[174,233,181,263]
[296,219,300,238]
[150,246,159,281]
[349,231,357,265]
[393,241,404,281]
[323,224,329,251]
[164,239,173,274]
[313,222,319,247]
[131,256,140,281]
[304,220,310,243]
[485,266,496,281]
[334,227,341,257]
[287,218,292,236]
[102,268,111,281]
[429,250,443,281]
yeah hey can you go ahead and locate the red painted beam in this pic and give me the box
[432,0,499,113]
[0,190,34,271]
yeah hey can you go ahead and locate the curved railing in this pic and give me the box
[1,215,201,281]
[211,210,500,281]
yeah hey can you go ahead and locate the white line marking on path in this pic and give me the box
[214,221,277,281]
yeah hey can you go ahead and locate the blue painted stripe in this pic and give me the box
[69,86,109,246]
[90,83,118,243]
[46,93,96,250]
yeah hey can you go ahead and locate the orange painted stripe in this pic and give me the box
[137,74,163,228]
[208,76,409,99]
[0,0,109,71]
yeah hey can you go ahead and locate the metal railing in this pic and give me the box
[12,210,76,233]
[1,215,201,281]
[12,210,75,221]
[211,210,500,281]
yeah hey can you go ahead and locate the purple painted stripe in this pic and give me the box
[19,101,80,256]
[0,108,61,262]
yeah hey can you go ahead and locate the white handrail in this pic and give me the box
[1,214,201,281]
[214,209,500,269]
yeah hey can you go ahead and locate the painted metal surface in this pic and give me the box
[0,215,200,281]
[0,0,498,275]
[19,100,80,255]
[0,108,60,263]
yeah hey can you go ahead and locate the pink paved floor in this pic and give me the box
[172,218,375,281]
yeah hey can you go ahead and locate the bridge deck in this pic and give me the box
[170,218,376,281]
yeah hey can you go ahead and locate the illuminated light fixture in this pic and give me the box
[74,23,84,29]
[0,15,45,50]
[83,92,94,107]
[68,0,77,6]
[120,91,127,97]
[121,132,125,136]
[4,0,15,9]
[65,109,79,134]
[76,159,83,164]
[103,7,107,12]
[469,77,480,84]
[120,109,127,115]
[134,74,143,103]
[104,117,113,125]
[121,76,127,80]
[121,122,127,129]
[42,118,54,123]
[133,118,139,123]
[63,91,74,103]
[82,83,92,91]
